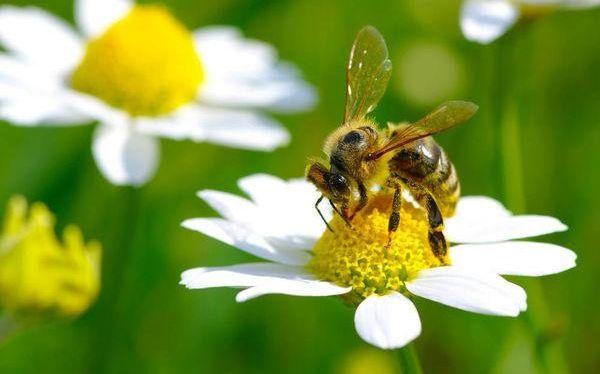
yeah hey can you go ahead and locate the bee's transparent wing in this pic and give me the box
[344,26,392,123]
[369,101,478,160]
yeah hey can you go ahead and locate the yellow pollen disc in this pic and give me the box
[308,193,445,303]
[71,5,203,116]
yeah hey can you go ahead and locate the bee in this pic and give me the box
[306,26,478,262]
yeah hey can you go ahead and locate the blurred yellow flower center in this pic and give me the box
[71,5,203,117]
[308,193,443,302]
[0,196,101,321]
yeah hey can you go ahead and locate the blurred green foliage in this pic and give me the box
[0,0,599,373]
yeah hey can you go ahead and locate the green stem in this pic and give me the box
[92,186,141,371]
[497,28,568,374]
[397,344,423,374]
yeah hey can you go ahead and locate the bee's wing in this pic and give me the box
[343,26,392,123]
[369,101,478,160]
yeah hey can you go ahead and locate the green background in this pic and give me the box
[0,0,598,372]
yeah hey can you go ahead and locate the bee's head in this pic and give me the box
[306,161,351,204]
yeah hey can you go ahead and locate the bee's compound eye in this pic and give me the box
[329,174,349,196]
[342,130,364,145]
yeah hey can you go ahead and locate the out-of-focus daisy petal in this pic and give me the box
[562,0,600,8]
[446,196,567,243]
[92,124,159,187]
[450,241,577,276]
[180,263,349,302]
[181,218,312,266]
[0,95,88,126]
[0,6,83,75]
[194,26,317,112]
[136,106,290,151]
[354,292,422,350]
[75,0,133,39]
[460,0,519,44]
[406,266,527,316]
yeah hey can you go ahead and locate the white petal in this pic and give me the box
[562,0,600,8]
[181,218,311,266]
[197,190,259,225]
[0,96,88,126]
[92,125,159,186]
[194,26,317,112]
[447,215,567,244]
[235,281,349,302]
[460,0,519,44]
[180,262,349,302]
[354,292,422,350]
[0,6,83,75]
[237,173,289,206]
[75,0,133,39]
[450,241,576,276]
[137,106,290,151]
[406,266,527,316]
[445,196,567,243]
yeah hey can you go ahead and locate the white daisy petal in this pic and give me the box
[460,0,519,44]
[181,218,311,266]
[354,292,422,350]
[196,190,259,225]
[235,281,350,302]
[75,0,133,39]
[406,266,526,316]
[237,173,289,206]
[0,96,88,126]
[0,6,83,75]
[450,241,577,276]
[447,214,567,244]
[92,125,159,187]
[137,106,290,151]
[446,196,567,243]
[180,263,349,302]
[194,26,316,112]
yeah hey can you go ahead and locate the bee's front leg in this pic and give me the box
[349,181,368,221]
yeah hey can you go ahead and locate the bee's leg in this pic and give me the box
[349,181,368,221]
[420,193,448,263]
[402,180,448,263]
[329,200,352,228]
[385,182,402,248]
[315,195,333,232]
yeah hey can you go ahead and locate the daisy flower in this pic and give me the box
[460,0,600,44]
[0,0,316,186]
[180,173,576,349]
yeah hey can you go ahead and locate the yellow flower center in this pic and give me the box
[71,5,203,117]
[308,193,444,303]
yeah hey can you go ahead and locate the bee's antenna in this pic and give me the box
[315,195,334,233]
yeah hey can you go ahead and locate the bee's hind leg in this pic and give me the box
[385,182,402,248]
[420,193,448,264]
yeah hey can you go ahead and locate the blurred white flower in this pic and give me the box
[0,0,316,186]
[460,0,600,44]
[180,174,576,350]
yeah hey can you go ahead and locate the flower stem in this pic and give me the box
[396,344,423,374]
[497,28,568,373]
[92,186,141,371]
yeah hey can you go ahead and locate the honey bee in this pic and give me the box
[306,26,478,261]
